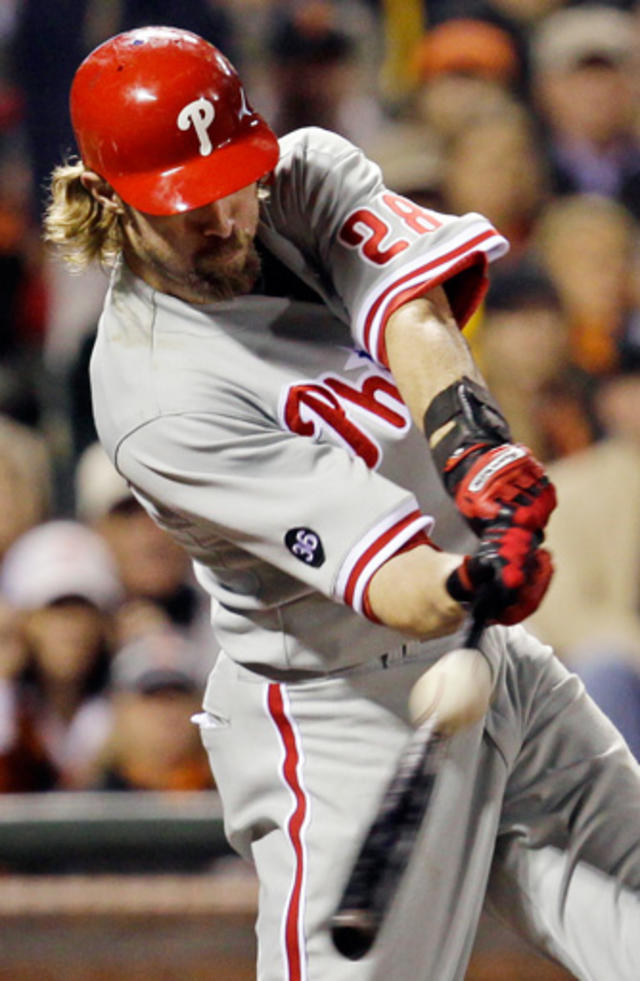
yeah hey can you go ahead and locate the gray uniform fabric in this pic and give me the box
[90,127,640,979]
[199,628,640,981]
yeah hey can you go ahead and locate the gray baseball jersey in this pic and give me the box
[90,127,640,980]
[91,127,506,675]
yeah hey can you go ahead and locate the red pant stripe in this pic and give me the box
[267,683,309,981]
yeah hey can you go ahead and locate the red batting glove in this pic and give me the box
[443,442,557,537]
[446,523,554,626]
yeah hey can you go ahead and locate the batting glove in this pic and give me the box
[443,442,557,538]
[446,522,553,626]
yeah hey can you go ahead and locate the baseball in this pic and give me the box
[408,647,493,735]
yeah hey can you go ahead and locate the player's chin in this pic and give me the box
[192,250,261,301]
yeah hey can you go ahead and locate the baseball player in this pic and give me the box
[45,27,640,981]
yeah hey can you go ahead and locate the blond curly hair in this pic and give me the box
[43,160,123,270]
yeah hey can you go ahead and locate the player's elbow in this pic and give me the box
[367,546,466,640]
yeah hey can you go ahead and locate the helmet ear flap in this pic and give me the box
[70,26,279,216]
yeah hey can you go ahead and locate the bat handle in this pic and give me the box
[465,614,484,651]
[465,590,492,650]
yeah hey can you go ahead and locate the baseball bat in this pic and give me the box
[330,614,488,961]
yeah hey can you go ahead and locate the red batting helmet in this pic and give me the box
[70,26,280,215]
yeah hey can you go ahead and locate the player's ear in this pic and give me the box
[80,170,125,215]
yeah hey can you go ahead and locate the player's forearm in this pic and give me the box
[384,288,556,629]
[385,288,485,450]
[367,545,466,639]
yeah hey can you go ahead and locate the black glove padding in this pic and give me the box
[446,523,553,626]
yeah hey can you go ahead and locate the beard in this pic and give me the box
[188,233,261,302]
[121,200,263,306]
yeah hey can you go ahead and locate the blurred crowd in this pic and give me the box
[1,0,640,792]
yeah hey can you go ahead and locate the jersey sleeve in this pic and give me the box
[260,127,509,367]
[116,412,433,618]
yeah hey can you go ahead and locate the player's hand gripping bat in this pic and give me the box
[330,613,491,961]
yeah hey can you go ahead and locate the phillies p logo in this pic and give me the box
[177,97,215,156]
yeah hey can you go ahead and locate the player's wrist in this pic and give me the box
[366,544,466,638]
[423,376,512,474]
[424,378,557,536]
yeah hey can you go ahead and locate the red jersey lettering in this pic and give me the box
[282,368,410,468]
[323,374,409,432]
[382,193,443,234]
[283,382,380,468]
[339,209,409,266]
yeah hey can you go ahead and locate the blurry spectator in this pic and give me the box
[0,519,122,788]
[362,123,446,211]
[441,101,550,261]
[75,442,211,656]
[477,261,595,462]
[530,4,640,219]
[528,366,640,760]
[0,356,47,430]
[0,597,58,791]
[0,132,47,360]
[532,192,640,375]
[410,17,524,145]
[255,1,383,143]
[91,631,213,791]
[0,414,52,561]
[413,0,554,99]
[364,14,530,235]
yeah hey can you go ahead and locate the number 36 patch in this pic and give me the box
[285,527,325,568]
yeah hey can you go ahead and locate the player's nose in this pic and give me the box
[190,199,235,238]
